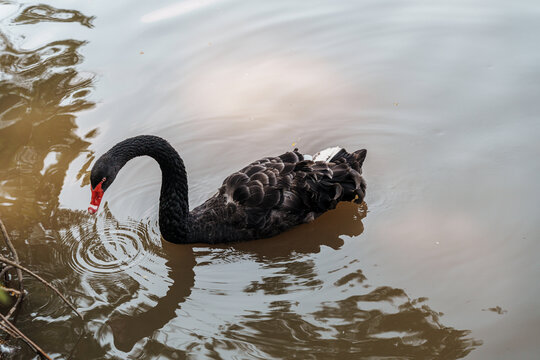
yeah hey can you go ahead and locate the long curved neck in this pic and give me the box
[108,135,190,243]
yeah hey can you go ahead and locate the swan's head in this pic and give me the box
[88,154,120,214]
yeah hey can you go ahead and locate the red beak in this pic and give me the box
[88,179,105,214]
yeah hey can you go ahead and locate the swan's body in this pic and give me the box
[89,136,367,244]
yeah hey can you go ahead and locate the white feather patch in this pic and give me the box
[312,146,342,162]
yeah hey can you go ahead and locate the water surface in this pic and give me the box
[1,0,539,358]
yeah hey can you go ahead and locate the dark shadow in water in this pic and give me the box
[107,202,366,353]
[107,241,197,353]
[104,202,480,359]
[230,201,366,256]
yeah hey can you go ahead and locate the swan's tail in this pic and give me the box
[329,148,367,203]
[330,148,367,172]
[302,147,367,211]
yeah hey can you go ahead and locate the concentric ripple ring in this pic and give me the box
[63,219,159,277]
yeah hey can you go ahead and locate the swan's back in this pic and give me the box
[188,147,367,243]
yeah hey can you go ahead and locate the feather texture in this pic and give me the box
[188,147,367,243]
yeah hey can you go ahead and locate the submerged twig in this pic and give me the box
[0,217,83,359]
[0,313,52,360]
[0,286,22,296]
[0,219,23,319]
[0,265,13,280]
[0,321,19,338]
[0,255,83,320]
[0,220,23,290]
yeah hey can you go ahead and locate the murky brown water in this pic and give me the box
[1,0,539,358]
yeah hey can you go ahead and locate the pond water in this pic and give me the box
[1,0,539,358]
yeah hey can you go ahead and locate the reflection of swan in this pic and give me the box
[107,241,196,352]
[229,201,367,257]
[103,202,480,359]
[106,201,366,352]
[88,135,367,243]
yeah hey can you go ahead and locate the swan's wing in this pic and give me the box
[217,148,367,231]
[219,150,302,208]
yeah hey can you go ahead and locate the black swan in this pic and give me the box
[88,135,367,244]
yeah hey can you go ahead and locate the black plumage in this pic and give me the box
[89,136,367,244]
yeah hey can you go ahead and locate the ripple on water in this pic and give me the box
[61,215,162,278]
